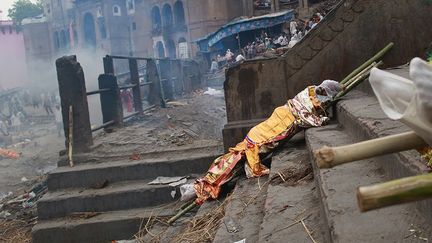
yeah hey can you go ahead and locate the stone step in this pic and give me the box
[38,178,192,220]
[58,142,223,166]
[335,90,432,221]
[212,175,269,243]
[306,125,432,242]
[258,133,327,243]
[32,204,176,243]
[48,152,219,191]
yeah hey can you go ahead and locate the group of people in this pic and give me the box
[209,11,327,73]
[0,90,64,147]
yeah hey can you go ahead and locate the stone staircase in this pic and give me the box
[211,71,432,242]
[32,146,222,243]
[33,70,432,242]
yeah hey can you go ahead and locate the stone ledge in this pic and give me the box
[335,90,432,221]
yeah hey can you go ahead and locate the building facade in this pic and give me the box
[0,21,28,89]
[21,0,299,70]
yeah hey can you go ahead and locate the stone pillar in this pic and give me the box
[271,0,280,12]
[103,56,114,74]
[147,59,166,107]
[128,59,143,112]
[159,59,174,100]
[299,0,310,16]
[56,55,93,152]
[171,60,184,95]
[98,74,123,127]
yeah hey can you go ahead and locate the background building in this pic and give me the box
[0,20,28,89]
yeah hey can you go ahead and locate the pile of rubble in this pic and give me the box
[0,177,47,242]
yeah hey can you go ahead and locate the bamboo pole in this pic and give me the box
[340,42,394,85]
[315,131,427,169]
[334,61,383,101]
[357,173,432,212]
[342,61,377,88]
[167,201,198,224]
[68,105,74,167]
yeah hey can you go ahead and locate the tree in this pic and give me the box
[8,0,43,25]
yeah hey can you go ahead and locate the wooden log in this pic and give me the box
[357,173,432,212]
[314,131,427,169]
[340,42,394,85]
[68,105,74,167]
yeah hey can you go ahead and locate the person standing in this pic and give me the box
[290,20,298,36]
[210,59,219,73]
[53,105,63,137]
[43,94,54,115]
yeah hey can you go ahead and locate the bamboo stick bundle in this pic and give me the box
[334,61,383,101]
[357,173,432,212]
[315,131,427,169]
[345,60,383,88]
[339,42,394,85]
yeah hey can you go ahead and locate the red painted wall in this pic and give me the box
[0,21,28,90]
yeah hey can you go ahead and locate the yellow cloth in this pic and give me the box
[229,105,296,177]
[247,105,296,144]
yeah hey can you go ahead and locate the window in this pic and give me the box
[132,22,137,30]
[113,5,121,16]
[127,0,135,10]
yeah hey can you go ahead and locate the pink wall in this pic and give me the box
[0,21,28,90]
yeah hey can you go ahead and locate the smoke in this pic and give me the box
[26,47,107,127]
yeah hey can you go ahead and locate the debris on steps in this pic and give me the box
[259,134,326,243]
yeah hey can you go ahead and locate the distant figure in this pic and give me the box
[290,20,298,36]
[225,49,234,63]
[43,94,54,115]
[54,105,63,137]
[280,35,289,46]
[32,93,41,109]
[10,114,21,130]
[288,34,300,48]
[0,119,9,137]
[235,53,245,63]
[0,119,9,147]
[210,59,219,73]
[121,90,133,113]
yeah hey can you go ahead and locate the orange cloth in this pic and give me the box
[0,148,19,159]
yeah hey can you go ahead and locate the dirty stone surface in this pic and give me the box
[213,175,269,243]
[2,88,226,243]
[90,89,226,159]
[0,115,62,193]
[259,133,326,243]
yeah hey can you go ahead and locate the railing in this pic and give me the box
[56,54,204,153]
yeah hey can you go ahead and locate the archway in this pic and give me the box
[83,12,97,48]
[166,39,176,59]
[174,1,185,27]
[156,41,165,58]
[162,4,173,27]
[151,6,161,31]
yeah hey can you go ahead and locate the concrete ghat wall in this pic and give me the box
[222,0,432,149]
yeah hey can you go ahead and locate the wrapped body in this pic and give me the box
[194,81,341,204]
